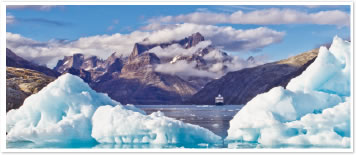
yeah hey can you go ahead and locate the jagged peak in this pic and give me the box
[72,53,85,60]
[247,56,255,63]
[129,32,206,60]
[109,52,117,58]
[190,32,204,41]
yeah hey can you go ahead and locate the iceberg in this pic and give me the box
[226,36,351,148]
[7,74,221,146]
[6,74,118,144]
[92,105,221,144]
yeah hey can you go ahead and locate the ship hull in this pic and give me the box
[216,102,224,106]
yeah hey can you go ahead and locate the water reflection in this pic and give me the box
[135,105,242,138]
[7,141,225,149]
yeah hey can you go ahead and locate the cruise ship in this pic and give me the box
[215,94,224,106]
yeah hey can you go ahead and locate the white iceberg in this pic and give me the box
[226,36,351,148]
[6,74,118,144]
[92,105,221,144]
[6,74,221,146]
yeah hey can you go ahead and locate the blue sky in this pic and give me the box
[6,5,351,64]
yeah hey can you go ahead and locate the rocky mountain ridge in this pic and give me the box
[6,67,55,112]
[130,32,205,60]
[6,48,60,77]
[188,48,320,105]
[52,32,221,104]
[7,32,321,107]
[53,52,124,83]
[51,33,210,105]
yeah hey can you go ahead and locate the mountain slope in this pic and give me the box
[6,48,60,77]
[188,48,319,105]
[53,33,210,105]
[51,32,273,105]
[6,67,55,112]
[94,52,198,105]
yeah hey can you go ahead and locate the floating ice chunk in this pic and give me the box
[7,74,126,144]
[92,105,222,144]
[287,36,350,96]
[226,36,351,148]
[226,87,342,143]
[7,73,221,145]
[212,124,220,128]
[258,100,350,148]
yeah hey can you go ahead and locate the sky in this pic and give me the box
[6,5,351,68]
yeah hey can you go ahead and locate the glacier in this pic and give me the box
[226,36,351,148]
[6,74,221,146]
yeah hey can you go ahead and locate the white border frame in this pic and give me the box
[1,0,355,3]
[1,1,354,153]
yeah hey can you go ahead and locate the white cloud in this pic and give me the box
[154,54,265,79]
[149,40,212,58]
[155,60,218,79]
[223,56,263,72]
[6,15,15,24]
[151,41,267,78]
[6,32,150,68]
[7,5,57,11]
[141,23,176,31]
[143,23,285,52]
[7,23,283,68]
[148,8,350,27]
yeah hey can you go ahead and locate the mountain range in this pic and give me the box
[188,48,319,105]
[6,32,320,110]
[6,48,60,77]
[6,67,55,112]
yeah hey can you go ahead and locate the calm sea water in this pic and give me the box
[135,104,243,139]
[7,105,260,149]
[7,105,348,149]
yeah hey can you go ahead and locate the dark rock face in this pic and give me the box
[95,33,208,105]
[53,32,252,105]
[44,32,320,106]
[187,48,320,105]
[54,52,124,83]
[81,56,102,71]
[129,43,158,60]
[54,53,85,73]
[122,53,161,73]
[247,56,256,64]
[63,68,92,83]
[177,32,205,49]
[6,48,60,77]
[94,52,198,105]
[6,32,324,108]
[105,53,124,73]
[129,32,205,60]
[52,32,209,105]
[94,72,197,105]
[6,67,55,112]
